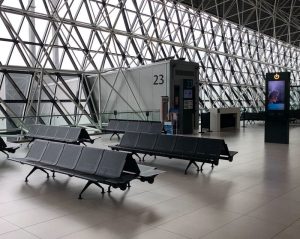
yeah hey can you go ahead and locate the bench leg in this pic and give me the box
[142,154,147,162]
[27,139,34,148]
[211,163,214,169]
[185,161,200,174]
[201,162,205,171]
[108,185,112,193]
[78,181,92,199]
[25,167,49,182]
[78,181,105,200]
[52,171,55,178]
[110,133,120,140]
[134,153,141,162]
[94,182,105,194]
[0,150,9,158]
[127,182,131,188]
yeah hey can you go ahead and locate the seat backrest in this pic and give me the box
[74,147,103,174]
[65,127,81,141]
[27,125,39,137]
[153,134,176,153]
[106,119,119,131]
[135,133,158,150]
[78,128,91,141]
[119,132,139,148]
[196,138,223,158]
[125,121,139,132]
[36,125,48,137]
[138,121,151,133]
[54,126,70,140]
[220,142,230,155]
[26,140,48,161]
[56,144,83,169]
[45,126,58,138]
[172,136,198,155]
[40,141,65,165]
[116,120,128,132]
[0,136,7,148]
[148,122,163,134]
[95,150,127,178]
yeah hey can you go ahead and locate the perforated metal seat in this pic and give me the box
[39,142,65,165]
[153,134,176,153]
[125,121,139,132]
[172,136,198,155]
[96,150,128,178]
[74,147,104,174]
[65,127,81,142]
[56,144,83,169]
[135,133,158,150]
[138,121,151,133]
[119,132,139,148]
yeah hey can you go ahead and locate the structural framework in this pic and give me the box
[0,0,299,131]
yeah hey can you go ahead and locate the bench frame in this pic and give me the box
[110,133,237,174]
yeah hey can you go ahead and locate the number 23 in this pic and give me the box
[153,74,164,85]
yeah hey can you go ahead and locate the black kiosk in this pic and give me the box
[265,72,290,144]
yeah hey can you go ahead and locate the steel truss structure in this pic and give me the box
[0,0,299,131]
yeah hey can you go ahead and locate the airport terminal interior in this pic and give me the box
[1,0,300,238]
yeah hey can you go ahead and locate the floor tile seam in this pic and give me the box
[153,227,192,239]
[269,217,300,239]
[240,191,295,218]
[154,227,193,239]
[2,207,89,228]
[21,227,45,239]
[55,217,157,239]
[158,214,243,239]
[23,215,114,239]
[0,228,22,237]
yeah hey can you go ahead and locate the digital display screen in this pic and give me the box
[184,89,193,99]
[267,80,285,111]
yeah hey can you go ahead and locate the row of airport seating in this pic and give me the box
[104,119,163,140]
[8,140,162,199]
[110,132,237,174]
[26,124,94,145]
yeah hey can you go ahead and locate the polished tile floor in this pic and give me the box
[1,124,300,239]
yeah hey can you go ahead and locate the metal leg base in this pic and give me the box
[78,181,105,200]
[25,167,49,182]
[185,161,200,174]
[110,133,120,140]
[0,150,9,158]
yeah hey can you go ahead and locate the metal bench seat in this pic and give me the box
[110,132,237,174]
[8,140,162,200]
[104,119,163,140]
[26,125,94,145]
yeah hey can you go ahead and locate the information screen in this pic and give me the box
[267,80,285,111]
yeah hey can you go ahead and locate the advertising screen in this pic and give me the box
[267,80,285,111]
